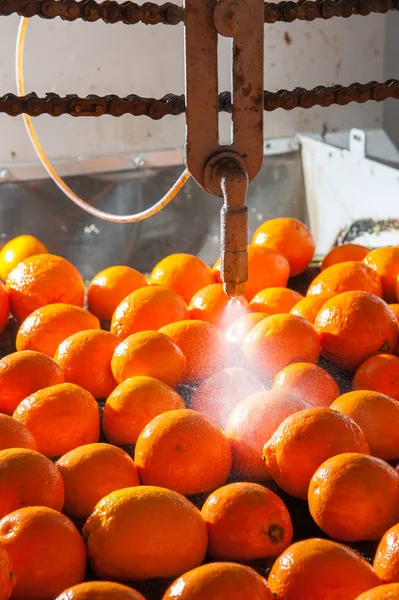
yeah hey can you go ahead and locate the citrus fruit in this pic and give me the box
[111,331,186,388]
[13,383,100,458]
[389,303,399,324]
[273,362,340,407]
[0,544,15,600]
[134,409,231,495]
[355,584,399,600]
[249,287,303,314]
[88,265,148,321]
[54,329,119,398]
[188,283,248,328]
[262,407,370,499]
[363,247,399,302]
[201,482,293,560]
[6,254,84,321]
[0,413,37,451]
[149,253,214,303]
[0,281,9,333]
[289,292,337,324]
[0,234,47,281]
[225,312,267,348]
[55,582,147,600]
[307,261,382,297]
[374,523,399,583]
[321,243,370,271]
[16,303,100,357]
[83,486,207,581]
[353,354,399,400]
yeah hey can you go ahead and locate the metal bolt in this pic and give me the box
[0,169,10,181]
[74,104,82,114]
[133,157,145,168]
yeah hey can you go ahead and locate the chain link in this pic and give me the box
[0,0,397,23]
[1,80,398,119]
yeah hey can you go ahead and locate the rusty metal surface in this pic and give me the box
[1,80,398,119]
[0,0,397,23]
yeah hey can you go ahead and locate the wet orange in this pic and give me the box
[212,245,290,301]
[249,287,303,314]
[163,562,273,600]
[149,253,214,303]
[331,390,399,460]
[389,303,399,324]
[0,234,47,281]
[83,486,207,581]
[225,312,267,348]
[355,584,399,600]
[273,362,340,407]
[242,313,320,380]
[374,523,399,583]
[224,390,310,480]
[13,383,100,458]
[268,538,380,600]
[111,331,186,388]
[56,443,140,520]
[290,292,337,324]
[252,217,315,276]
[6,254,84,321]
[188,283,248,328]
[201,482,293,561]
[190,367,264,427]
[111,285,189,339]
[0,447,64,519]
[0,506,86,600]
[55,582,147,600]
[263,407,370,499]
[159,320,225,384]
[87,265,148,321]
[315,291,398,370]
[0,350,64,415]
[353,354,399,400]
[0,413,37,451]
[0,281,9,333]
[309,453,399,542]
[364,247,399,302]
[16,303,100,357]
[134,409,232,495]
[103,376,185,445]
[54,329,119,398]
[321,243,370,271]
[0,544,15,600]
[307,261,382,297]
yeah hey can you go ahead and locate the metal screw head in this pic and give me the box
[0,169,10,181]
[133,157,145,168]
[213,0,250,37]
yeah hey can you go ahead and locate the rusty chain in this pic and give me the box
[0,80,398,119]
[0,0,397,23]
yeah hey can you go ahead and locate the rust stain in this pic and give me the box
[284,31,292,45]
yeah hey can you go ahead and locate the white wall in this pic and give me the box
[0,10,386,164]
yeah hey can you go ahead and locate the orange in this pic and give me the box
[190,367,264,427]
[290,292,337,324]
[307,261,382,297]
[242,313,320,380]
[374,523,399,583]
[355,584,399,599]
[134,409,231,495]
[149,253,214,303]
[331,390,399,460]
[0,413,37,451]
[159,320,225,384]
[353,354,399,400]
[111,286,189,339]
[0,544,15,600]
[321,243,370,271]
[0,280,9,334]
[13,382,100,458]
[315,291,398,370]
[0,234,47,281]
[163,562,273,600]
[389,303,399,324]
[83,486,207,581]
[0,506,86,600]
[364,247,399,302]
[224,390,310,480]
[273,362,340,407]
[188,283,249,328]
[212,245,290,301]
[88,265,148,321]
[103,376,185,445]
[0,350,64,415]
[6,254,84,321]
[250,287,303,314]
[16,303,100,357]
[309,453,399,541]
[55,582,147,600]
[252,217,315,276]
[225,312,267,348]
[54,329,119,398]
[0,447,64,518]
[56,443,140,520]
[262,407,370,499]
[268,538,380,600]
[111,331,186,388]
[201,482,293,561]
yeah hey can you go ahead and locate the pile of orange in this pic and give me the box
[1,226,399,599]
